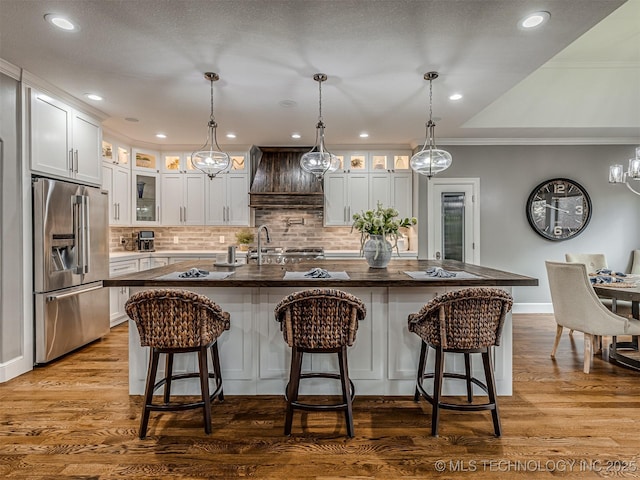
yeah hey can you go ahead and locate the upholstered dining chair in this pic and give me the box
[408,287,513,437]
[565,253,631,318]
[274,288,366,438]
[564,253,607,274]
[125,289,230,438]
[631,250,640,274]
[545,261,640,373]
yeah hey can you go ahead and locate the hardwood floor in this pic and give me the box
[1,314,640,479]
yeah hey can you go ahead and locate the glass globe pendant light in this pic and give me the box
[410,72,452,178]
[300,73,340,180]
[192,72,230,179]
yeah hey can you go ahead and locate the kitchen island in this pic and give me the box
[105,259,537,397]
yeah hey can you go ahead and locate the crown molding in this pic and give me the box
[21,69,108,121]
[438,137,640,146]
[0,58,20,80]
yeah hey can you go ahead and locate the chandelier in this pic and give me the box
[410,72,452,178]
[609,147,640,196]
[299,73,340,180]
[192,72,230,179]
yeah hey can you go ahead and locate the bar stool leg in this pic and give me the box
[431,347,445,437]
[198,346,212,434]
[464,353,473,403]
[482,349,501,437]
[285,347,303,435]
[414,341,428,402]
[164,353,174,403]
[338,346,354,438]
[140,348,160,439]
[210,342,224,402]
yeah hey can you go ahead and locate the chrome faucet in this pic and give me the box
[256,224,271,265]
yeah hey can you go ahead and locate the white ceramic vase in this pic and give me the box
[363,234,392,268]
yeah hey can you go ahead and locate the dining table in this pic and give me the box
[593,281,640,370]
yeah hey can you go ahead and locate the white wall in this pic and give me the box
[417,144,640,307]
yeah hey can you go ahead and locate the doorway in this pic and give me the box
[427,178,480,265]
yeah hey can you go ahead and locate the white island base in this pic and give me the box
[128,286,513,397]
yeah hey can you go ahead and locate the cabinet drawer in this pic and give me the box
[109,259,139,276]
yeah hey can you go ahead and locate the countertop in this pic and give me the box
[103,259,537,288]
[109,249,418,261]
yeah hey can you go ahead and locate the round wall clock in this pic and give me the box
[525,178,592,241]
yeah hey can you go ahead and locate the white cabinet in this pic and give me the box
[205,173,250,226]
[162,152,196,173]
[108,259,138,327]
[324,151,413,226]
[133,172,160,224]
[161,174,205,225]
[139,257,169,271]
[102,162,131,225]
[324,173,368,226]
[30,89,102,185]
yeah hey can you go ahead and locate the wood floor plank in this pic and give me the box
[1,314,640,479]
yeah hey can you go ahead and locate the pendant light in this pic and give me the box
[410,72,452,178]
[299,73,340,180]
[192,72,230,179]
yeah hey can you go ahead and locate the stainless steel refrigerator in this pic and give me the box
[33,177,110,364]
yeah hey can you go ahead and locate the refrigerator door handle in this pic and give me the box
[46,284,103,302]
[73,195,90,274]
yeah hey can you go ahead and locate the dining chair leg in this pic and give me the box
[198,346,212,434]
[431,347,445,437]
[140,348,160,439]
[414,341,428,402]
[164,353,174,403]
[551,325,563,358]
[464,353,473,403]
[583,333,593,374]
[338,346,354,438]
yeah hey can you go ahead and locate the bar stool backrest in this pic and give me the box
[125,289,230,349]
[274,289,367,349]
[408,288,513,350]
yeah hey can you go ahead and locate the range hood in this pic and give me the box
[249,147,324,209]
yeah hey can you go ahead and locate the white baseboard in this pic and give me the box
[513,303,554,314]
[0,354,33,383]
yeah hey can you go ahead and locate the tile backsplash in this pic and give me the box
[109,209,416,252]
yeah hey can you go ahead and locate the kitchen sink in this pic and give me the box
[247,246,324,264]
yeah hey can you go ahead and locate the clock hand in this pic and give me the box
[544,203,570,214]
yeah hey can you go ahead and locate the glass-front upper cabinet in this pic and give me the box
[162,153,197,173]
[103,140,130,166]
[227,153,247,173]
[330,153,367,174]
[117,146,130,166]
[369,152,412,172]
[132,148,160,172]
[102,140,114,163]
[134,172,159,223]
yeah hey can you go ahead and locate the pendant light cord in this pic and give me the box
[317,77,324,126]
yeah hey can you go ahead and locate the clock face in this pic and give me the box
[526,178,592,241]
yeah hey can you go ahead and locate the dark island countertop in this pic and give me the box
[104,259,538,288]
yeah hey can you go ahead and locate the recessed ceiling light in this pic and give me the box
[449,93,463,101]
[519,11,550,29]
[155,133,167,139]
[226,133,237,139]
[359,132,369,138]
[125,117,139,123]
[44,14,78,31]
[85,93,103,101]
[291,133,301,139]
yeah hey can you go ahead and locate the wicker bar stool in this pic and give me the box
[274,289,366,438]
[408,288,513,437]
[125,289,230,438]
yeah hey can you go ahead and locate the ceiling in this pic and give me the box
[1,0,638,149]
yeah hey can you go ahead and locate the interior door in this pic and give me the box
[427,178,480,265]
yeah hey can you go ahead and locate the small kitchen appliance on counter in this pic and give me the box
[137,231,155,252]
